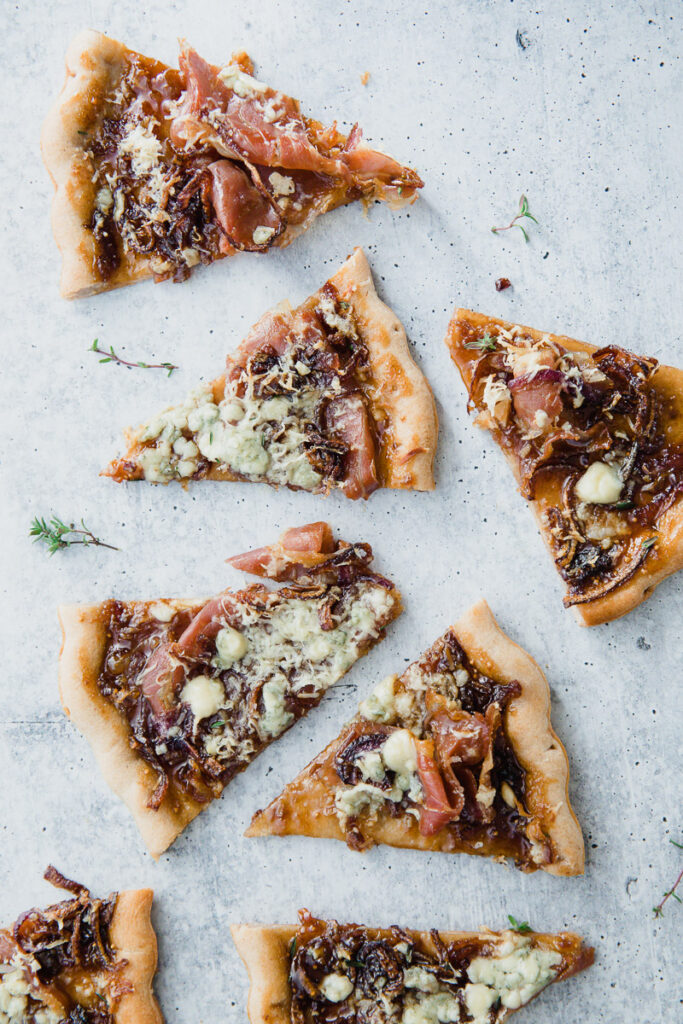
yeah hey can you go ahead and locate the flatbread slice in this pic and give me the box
[104,248,437,498]
[58,522,401,857]
[231,910,594,1024]
[0,866,161,1024]
[41,31,423,298]
[248,600,583,875]
[445,309,683,625]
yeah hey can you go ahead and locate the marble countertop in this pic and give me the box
[1,1,681,1021]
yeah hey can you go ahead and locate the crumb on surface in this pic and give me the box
[360,71,370,86]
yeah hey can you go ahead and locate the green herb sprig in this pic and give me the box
[642,537,657,552]
[89,340,178,377]
[30,515,119,555]
[492,195,538,242]
[507,915,532,934]
[464,332,498,352]
[653,840,683,918]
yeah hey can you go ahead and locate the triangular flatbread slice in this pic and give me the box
[248,600,583,875]
[104,248,437,499]
[0,866,161,1024]
[42,31,423,298]
[231,911,594,1024]
[445,309,683,625]
[58,522,401,857]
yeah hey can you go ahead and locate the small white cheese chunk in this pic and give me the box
[149,602,175,622]
[214,625,249,669]
[319,973,354,1003]
[463,983,497,1022]
[381,729,417,776]
[575,461,623,504]
[403,967,439,993]
[252,225,276,245]
[180,675,225,722]
[218,65,269,98]
[269,171,295,196]
[359,674,397,723]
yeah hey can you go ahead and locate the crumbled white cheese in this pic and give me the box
[481,375,511,425]
[467,935,561,1011]
[357,750,386,783]
[401,991,461,1024]
[252,225,276,246]
[96,186,113,213]
[463,982,497,1022]
[269,171,296,196]
[0,965,62,1024]
[334,782,389,820]
[214,625,249,669]
[575,461,623,504]
[218,65,269,98]
[319,973,354,1003]
[149,602,175,622]
[180,675,225,723]
[403,967,439,993]
[259,674,294,738]
[381,729,417,777]
[318,294,357,337]
[118,121,163,176]
[359,674,397,723]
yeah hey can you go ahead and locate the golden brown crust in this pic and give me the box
[446,308,683,626]
[330,248,437,491]
[110,889,163,1024]
[58,603,206,858]
[41,30,152,298]
[247,600,584,875]
[231,922,591,1024]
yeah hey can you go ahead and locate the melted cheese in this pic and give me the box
[214,626,249,668]
[575,461,623,504]
[358,674,397,722]
[217,65,269,98]
[118,121,162,175]
[466,934,561,1011]
[180,675,225,723]
[0,966,61,1024]
[401,991,461,1024]
[319,974,354,1003]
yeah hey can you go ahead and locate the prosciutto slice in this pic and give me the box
[208,160,283,251]
[325,393,378,500]
[227,521,336,580]
[173,47,351,179]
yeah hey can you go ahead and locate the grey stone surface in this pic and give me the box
[1,1,681,1022]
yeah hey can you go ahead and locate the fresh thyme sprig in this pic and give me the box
[464,332,498,352]
[653,840,683,918]
[492,194,538,242]
[507,915,532,934]
[29,515,119,555]
[89,340,178,377]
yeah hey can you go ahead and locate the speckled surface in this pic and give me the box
[1,1,682,1021]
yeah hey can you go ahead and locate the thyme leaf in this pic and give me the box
[642,537,657,551]
[492,194,538,243]
[30,515,119,555]
[653,839,683,918]
[464,332,498,352]
[289,938,297,958]
[507,915,532,934]
[89,339,178,377]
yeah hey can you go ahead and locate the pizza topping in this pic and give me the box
[78,41,422,287]
[457,321,683,606]
[289,912,592,1024]
[109,283,381,498]
[0,868,125,1024]
[97,528,399,808]
[331,629,545,867]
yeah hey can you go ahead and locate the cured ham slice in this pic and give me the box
[325,393,379,499]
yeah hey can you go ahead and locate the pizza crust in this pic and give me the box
[41,30,151,299]
[109,889,163,1024]
[231,922,590,1024]
[247,600,584,876]
[446,309,683,626]
[330,248,438,491]
[58,602,207,858]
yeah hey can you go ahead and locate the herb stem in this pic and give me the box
[89,340,178,376]
[653,842,683,918]
[492,195,538,242]
[30,516,119,555]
